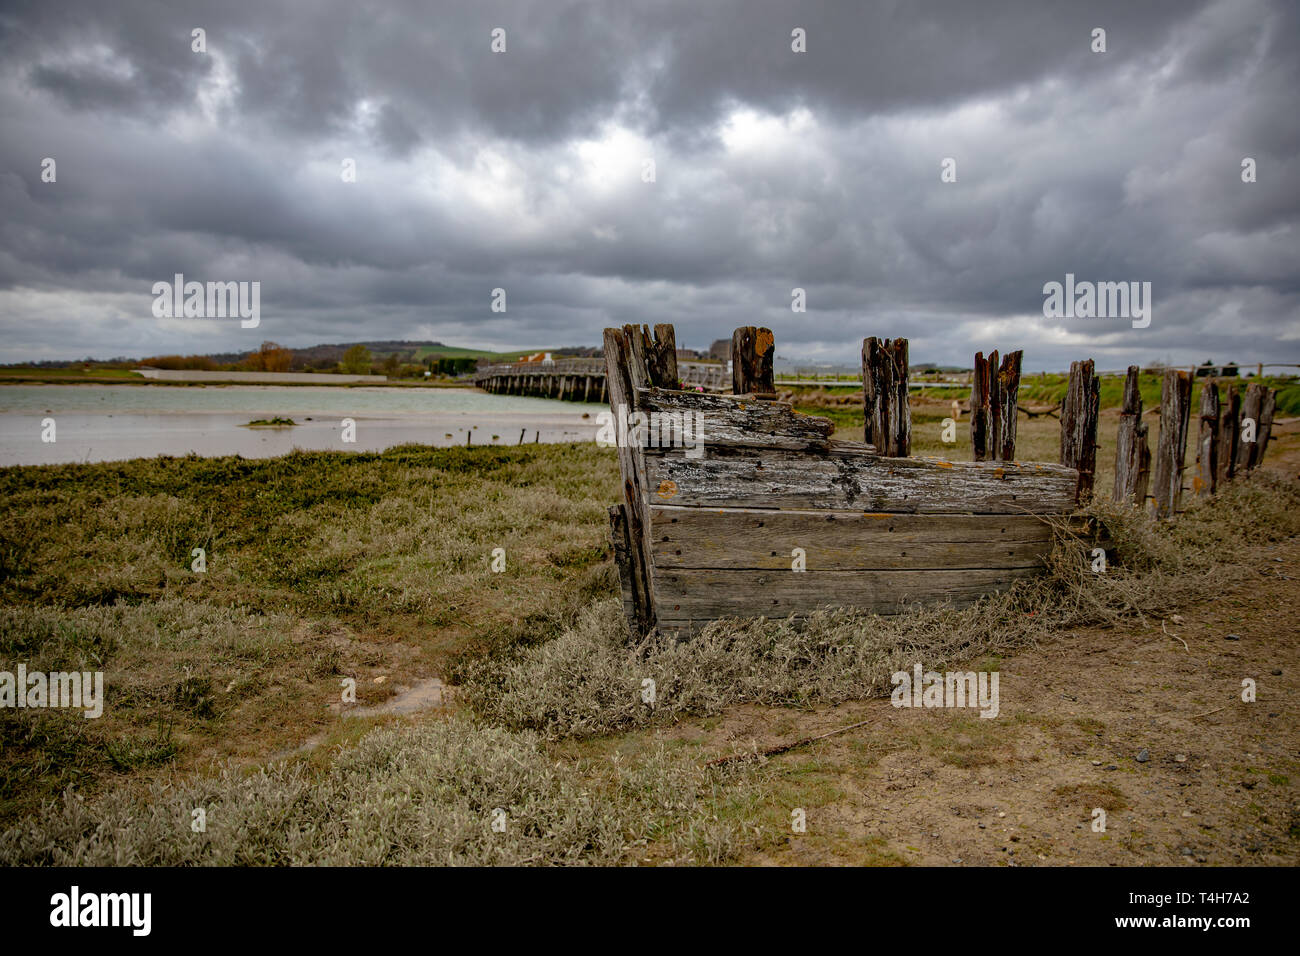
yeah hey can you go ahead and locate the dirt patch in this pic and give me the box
[644,535,1300,866]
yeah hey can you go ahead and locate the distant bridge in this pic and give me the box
[473,359,728,402]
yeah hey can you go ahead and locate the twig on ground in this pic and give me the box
[706,717,875,767]
[1162,619,1189,651]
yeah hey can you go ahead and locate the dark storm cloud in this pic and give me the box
[0,0,1296,368]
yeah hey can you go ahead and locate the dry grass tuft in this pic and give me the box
[462,473,1300,740]
[0,714,759,866]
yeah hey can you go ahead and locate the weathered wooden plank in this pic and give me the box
[651,566,1044,622]
[1060,359,1100,501]
[1216,383,1240,487]
[1194,381,1220,497]
[602,327,656,634]
[644,444,1079,514]
[996,350,1023,461]
[608,505,637,626]
[649,506,1054,570]
[1151,368,1193,519]
[1113,366,1151,506]
[862,337,911,456]
[635,388,834,451]
[1258,387,1277,466]
[731,326,775,397]
[1237,382,1265,473]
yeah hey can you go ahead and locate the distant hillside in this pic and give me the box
[4,340,573,370]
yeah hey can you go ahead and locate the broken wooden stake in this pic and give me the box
[971,349,1023,461]
[1151,368,1193,519]
[730,327,775,398]
[970,350,993,462]
[1060,359,1100,502]
[639,323,679,390]
[1194,381,1219,497]
[1258,387,1276,467]
[861,336,911,456]
[996,351,1023,461]
[1216,383,1240,488]
[1113,366,1151,506]
[1237,382,1265,474]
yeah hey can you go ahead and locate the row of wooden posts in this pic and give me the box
[725,326,1280,518]
[1110,364,1278,517]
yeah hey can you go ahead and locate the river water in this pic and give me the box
[0,385,602,466]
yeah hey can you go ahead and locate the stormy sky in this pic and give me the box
[1,0,1296,370]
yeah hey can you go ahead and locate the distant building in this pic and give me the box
[708,339,731,361]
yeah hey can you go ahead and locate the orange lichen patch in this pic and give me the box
[861,513,892,519]
[657,480,679,500]
[994,468,1005,479]
[756,328,775,354]
[931,459,954,469]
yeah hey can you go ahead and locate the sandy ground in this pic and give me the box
[646,532,1299,866]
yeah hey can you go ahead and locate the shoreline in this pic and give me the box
[0,376,479,389]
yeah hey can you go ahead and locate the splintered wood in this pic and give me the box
[1060,360,1100,502]
[970,349,1023,462]
[1151,368,1192,519]
[730,326,775,398]
[605,323,1082,638]
[862,337,911,457]
[1113,366,1151,506]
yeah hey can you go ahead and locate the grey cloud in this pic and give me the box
[0,0,1295,371]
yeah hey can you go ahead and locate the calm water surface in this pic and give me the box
[0,385,601,466]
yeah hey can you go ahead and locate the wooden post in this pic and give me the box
[995,350,1023,461]
[1237,382,1265,473]
[1216,383,1240,487]
[1258,387,1276,466]
[969,349,1021,462]
[1060,359,1100,502]
[1151,368,1193,519]
[603,325,677,637]
[731,327,775,397]
[608,505,638,629]
[642,324,680,389]
[1113,366,1151,506]
[1194,381,1219,497]
[862,336,911,456]
[970,351,993,462]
